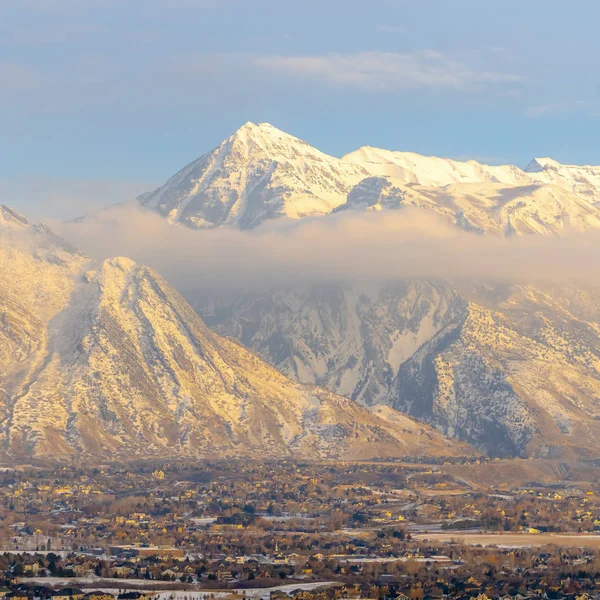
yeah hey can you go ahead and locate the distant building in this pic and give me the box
[108,545,184,558]
[51,589,85,600]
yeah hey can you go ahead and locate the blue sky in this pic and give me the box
[2,0,600,218]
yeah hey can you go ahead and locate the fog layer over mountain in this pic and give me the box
[53,203,600,293]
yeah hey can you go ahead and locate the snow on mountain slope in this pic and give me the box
[0,207,473,460]
[395,281,600,459]
[196,281,466,407]
[343,147,600,208]
[342,147,533,187]
[525,158,600,205]
[0,207,88,435]
[136,123,600,234]
[195,279,600,459]
[342,147,600,209]
[336,176,600,235]
[0,205,30,228]
[139,122,370,229]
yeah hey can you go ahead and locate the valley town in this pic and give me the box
[1,459,600,600]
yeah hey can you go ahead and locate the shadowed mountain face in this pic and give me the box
[193,279,600,459]
[0,206,473,460]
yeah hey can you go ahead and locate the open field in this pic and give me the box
[441,459,600,489]
[20,579,339,600]
[413,532,600,548]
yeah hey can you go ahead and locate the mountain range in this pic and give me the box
[0,205,471,460]
[139,122,600,234]
[135,122,600,459]
[5,121,600,461]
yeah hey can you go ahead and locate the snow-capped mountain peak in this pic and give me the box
[525,157,560,172]
[342,146,534,187]
[523,157,600,204]
[138,122,370,230]
[229,120,306,148]
[137,122,600,230]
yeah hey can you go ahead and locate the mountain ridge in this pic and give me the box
[138,121,370,230]
[0,206,474,460]
[13,124,600,460]
[137,122,600,232]
[196,279,600,459]
[129,123,600,458]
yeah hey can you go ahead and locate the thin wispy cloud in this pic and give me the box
[0,49,523,118]
[253,51,523,91]
[3,0,600,171]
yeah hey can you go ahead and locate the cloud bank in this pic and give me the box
[51,203,600,293]
[254,51,523,91]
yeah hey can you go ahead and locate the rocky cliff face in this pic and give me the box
[195,280,600,459]
[197,280,466,407]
